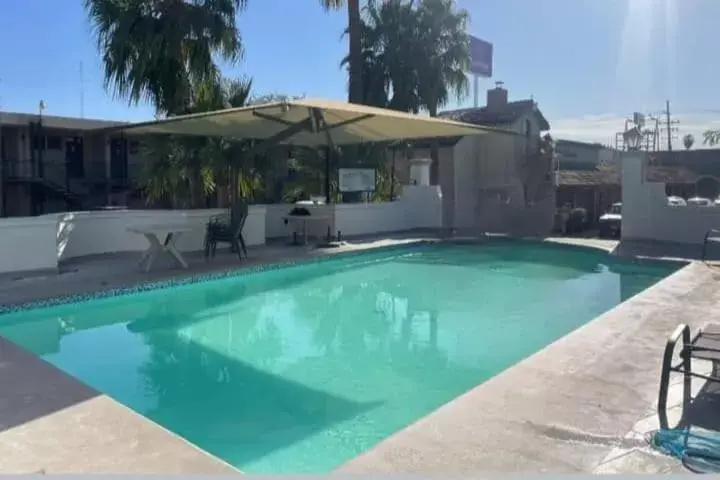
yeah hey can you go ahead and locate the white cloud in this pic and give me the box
[550,112,720,149]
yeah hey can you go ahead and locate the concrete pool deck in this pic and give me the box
[0,234,718,474]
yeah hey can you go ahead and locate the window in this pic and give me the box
[46,135,62,150]
[129,140,140,154]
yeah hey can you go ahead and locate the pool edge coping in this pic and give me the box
[0,240,439,315]
[1,236,683,315]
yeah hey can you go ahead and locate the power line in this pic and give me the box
[615,101,681,152]
[659,100,680,151]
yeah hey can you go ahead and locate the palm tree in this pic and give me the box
[398,0,470,181]
[683,133,695,150]
[414,0,470,118]
[140,75,255,208]
[416,0,469,180]
[350,0,420,112]
[321,0,363,104]
[704,130,720,146]
[336,0,470,198]
[85,0,246,115]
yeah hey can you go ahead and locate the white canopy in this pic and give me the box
[102,97,506,146]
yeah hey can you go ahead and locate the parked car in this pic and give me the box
[687,197,713,207]
[667,196,687,206]
[598,202,622,238]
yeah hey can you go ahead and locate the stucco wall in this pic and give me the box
[0,206,266,275]
[622,152,720,245]
[57,207,267,262]
[335,202,408,236]
[452,136,480,230]
[0,188,443,275]
[443,113,552,236]
[0,215,59,273]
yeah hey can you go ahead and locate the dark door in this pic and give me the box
[110,139,128,183]
[65,137,85,179]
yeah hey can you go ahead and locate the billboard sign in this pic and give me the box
[469,36,493,77]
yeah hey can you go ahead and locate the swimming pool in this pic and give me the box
[0,241,680,473]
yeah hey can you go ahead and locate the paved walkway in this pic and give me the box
[544,236,618,253]
[0,236,429,308]
[0,338,238,474]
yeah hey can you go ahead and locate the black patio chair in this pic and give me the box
[658,323,720,429]
[204,201,248,260]
[701,229,720,261]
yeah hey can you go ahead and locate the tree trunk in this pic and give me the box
[429,103,440,185]
[229,154,239,208]
[347,0,363,104]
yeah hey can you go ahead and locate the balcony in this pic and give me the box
[4,159,129,197]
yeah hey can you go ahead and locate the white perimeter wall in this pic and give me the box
[0,185,442,275]
[58,207,267,262]
[622,152,720,245]
[0,216,59,273]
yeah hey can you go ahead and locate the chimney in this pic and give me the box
[486,81,508,110]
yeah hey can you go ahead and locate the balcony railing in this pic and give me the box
[6,160,121,182]
[4,159,137,197]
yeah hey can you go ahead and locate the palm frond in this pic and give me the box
[85,0,245,114]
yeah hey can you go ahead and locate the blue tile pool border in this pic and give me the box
[0,236,687,316]
[0,241,435,315]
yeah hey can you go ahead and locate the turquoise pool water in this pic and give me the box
[0,242,679,473]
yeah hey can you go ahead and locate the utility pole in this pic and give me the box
[665,100,672,151]
[654,116,660,151]
[661,100,680,151]
[80,61,85,119]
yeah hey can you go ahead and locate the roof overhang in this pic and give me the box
[95,98,509,147]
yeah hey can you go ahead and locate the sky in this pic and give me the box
[0,0,719,148]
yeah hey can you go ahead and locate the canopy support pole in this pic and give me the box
[311,108,337,205]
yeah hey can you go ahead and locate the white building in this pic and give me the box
[394,84,554,236]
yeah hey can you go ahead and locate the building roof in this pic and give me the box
[558,150,717,186]
[0,111,128,130]
[645,165,699,184]
[643,149,720,184]
[438,100,550,131]
[557,167,620,186]
[555,139,606,150]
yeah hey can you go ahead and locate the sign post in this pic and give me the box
[469,36,494,107]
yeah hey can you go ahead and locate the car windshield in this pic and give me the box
[609,204,622,214]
